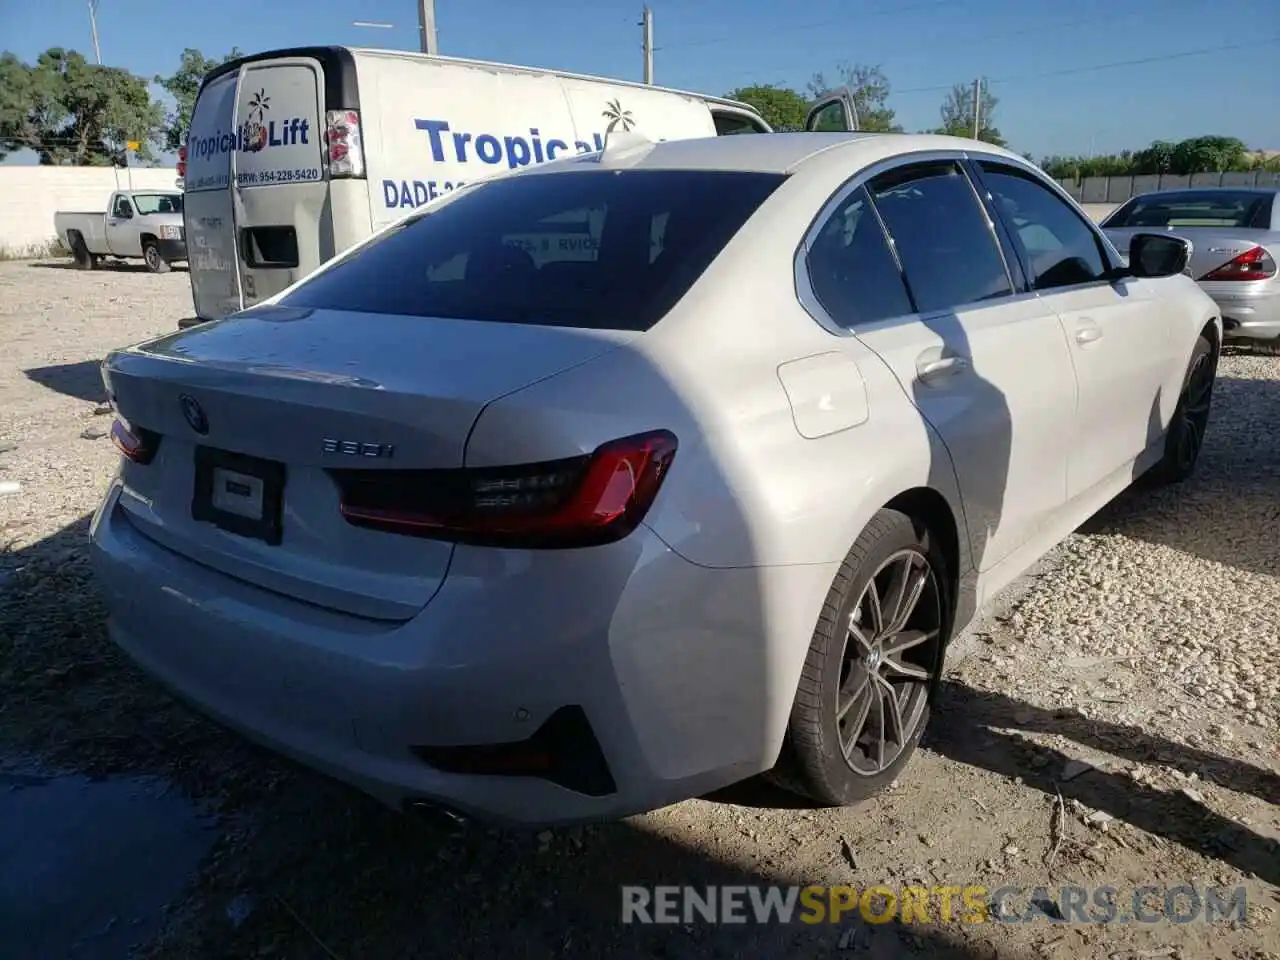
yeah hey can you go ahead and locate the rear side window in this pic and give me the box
[1103,191,1274,229]
[806,185,913,327]
[869,162,1012,314]
[280,170,786,331]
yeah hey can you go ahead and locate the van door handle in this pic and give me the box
[916,355,969,381]
[1075,322,1103,345]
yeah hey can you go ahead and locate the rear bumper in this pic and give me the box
[89,481,830,825]
[1204,285,1280,342]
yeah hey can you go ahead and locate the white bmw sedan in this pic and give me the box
[91,133,1221,826]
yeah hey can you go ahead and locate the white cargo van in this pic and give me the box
[180,45,858,326]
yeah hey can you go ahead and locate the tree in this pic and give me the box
[1169,135,1249,174]
[725,84,810,132]
[0,48,162,165]
[807,62,902,132]
[1037,136,1274,180]
[932,81,1005,146]
[156,47,242,152]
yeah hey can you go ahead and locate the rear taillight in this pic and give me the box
[177,143,187,179]
[331,430,678,548]
[1199,246,1277,282]
[111,419,159,465]
[324,109,365,179]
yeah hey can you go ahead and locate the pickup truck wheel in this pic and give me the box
[143,241,171,274]
[69,233,97,271]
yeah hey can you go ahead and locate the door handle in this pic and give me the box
[916,355,969,381]
[1075,325,1103,345]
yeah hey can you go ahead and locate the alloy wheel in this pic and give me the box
[1176,351,1214,471]
[835,548,942,776]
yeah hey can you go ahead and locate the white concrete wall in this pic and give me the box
[0,166,181,258]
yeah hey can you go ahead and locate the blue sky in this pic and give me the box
[4,0,1279,160]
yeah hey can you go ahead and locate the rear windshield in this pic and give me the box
[279,169,787,331]
[1103,191,1273,229]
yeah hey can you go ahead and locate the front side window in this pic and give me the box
[806,185,913,328]
[869,162,1012,314]
[280,169,786,331]
[979,163,1107,290]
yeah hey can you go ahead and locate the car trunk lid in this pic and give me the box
[102,305,632,621]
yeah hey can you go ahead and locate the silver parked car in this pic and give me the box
[1101,187,1280,353]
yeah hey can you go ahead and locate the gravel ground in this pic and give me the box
[1,260,1277,960]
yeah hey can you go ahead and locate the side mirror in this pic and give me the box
[118,203,134,219]
[1127,233,1190,279]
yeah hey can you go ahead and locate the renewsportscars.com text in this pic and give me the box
[621,884,1248,926]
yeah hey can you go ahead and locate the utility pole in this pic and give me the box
[418,0,439,55]
[971,76,982,139]
[87,0,102,64]
[640,6,653,84]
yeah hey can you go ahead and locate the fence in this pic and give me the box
[1056,170,1280,205]
[0,166,181,259]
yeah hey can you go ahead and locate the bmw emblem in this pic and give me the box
[179,394,208,434]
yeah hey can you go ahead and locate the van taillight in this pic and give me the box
[177,143,187,179]
[325,110,365,179]
[330,430,678,548]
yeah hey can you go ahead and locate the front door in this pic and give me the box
[104,194,139,257]
[970,159,1175,501]
[805,88,860,132]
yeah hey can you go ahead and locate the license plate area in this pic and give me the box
[192,446,286,545]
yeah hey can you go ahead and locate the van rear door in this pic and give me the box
[184,70,241,322]
[231,57,326,309]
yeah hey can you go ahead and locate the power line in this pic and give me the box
[893,35,1280,95]
[680,0,1215,89]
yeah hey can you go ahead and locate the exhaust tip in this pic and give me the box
[405,799,470,830]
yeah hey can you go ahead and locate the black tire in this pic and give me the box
[69,232,96,271]
[769,509,949,806]
[143,240,170,274]
[1148,334,1215,486]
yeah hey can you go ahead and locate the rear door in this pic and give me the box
[231,57,326,308]
[824,159,1077,573]
[184,70,241,321]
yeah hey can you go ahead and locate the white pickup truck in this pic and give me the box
[54,189,187,273]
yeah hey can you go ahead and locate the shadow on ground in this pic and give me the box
[1080,372,1279,579]
[23,360,108,404]
[925,683,1280,889]
[28,260,188,274]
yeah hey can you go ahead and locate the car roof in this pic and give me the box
[524,131,1029,176]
